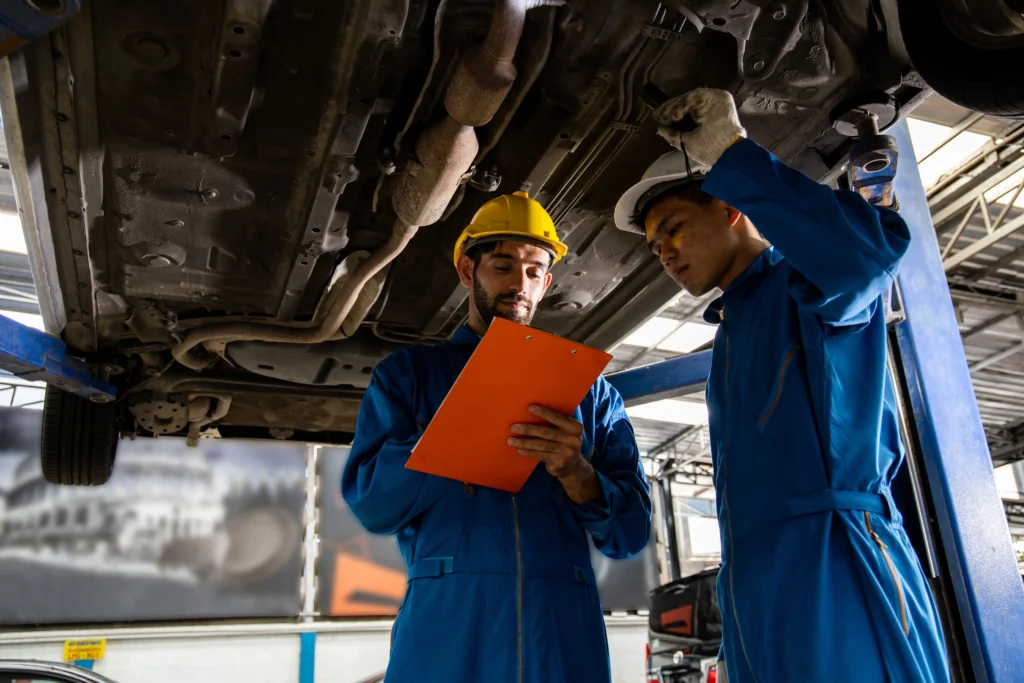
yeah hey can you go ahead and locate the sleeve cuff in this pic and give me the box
[570,468,615,524]
[704,137,768,203]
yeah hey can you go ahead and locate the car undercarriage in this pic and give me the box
[0,0,999,479]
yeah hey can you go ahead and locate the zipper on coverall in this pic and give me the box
[512,497,523,683]
[864,512,910,636]
[719,306,759,681]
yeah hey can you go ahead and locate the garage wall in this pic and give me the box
[0,617,648,683]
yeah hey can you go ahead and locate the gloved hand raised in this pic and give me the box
[654,88,747,167]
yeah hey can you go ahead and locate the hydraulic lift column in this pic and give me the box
[890,120,1024,683]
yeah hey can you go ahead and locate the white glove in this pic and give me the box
[653,88,747,167]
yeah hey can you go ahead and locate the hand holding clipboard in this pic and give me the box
[405,318,612,493]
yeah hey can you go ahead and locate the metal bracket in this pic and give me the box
[609,121,644,135]
[641,23,688,42]
[469,166,502,193]
[0,314,115,402]
[885,281,906,326]
[672,0,809,81]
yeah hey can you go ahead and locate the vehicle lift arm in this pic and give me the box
[0,314,114,402]
[0,2,114,401]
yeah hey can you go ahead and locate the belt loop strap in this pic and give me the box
[574,566,596,586]
[787,490,888,518]
[408,557,454,580]
[879,486,901,525]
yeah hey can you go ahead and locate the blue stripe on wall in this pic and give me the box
[299,631,316,683]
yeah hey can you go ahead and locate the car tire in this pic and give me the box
[41,385,118,486]
[897,0,1024,117]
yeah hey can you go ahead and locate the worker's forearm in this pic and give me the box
[559,457,604,506]
[705,138,909,298]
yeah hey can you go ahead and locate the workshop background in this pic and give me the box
[0,92,1021,682]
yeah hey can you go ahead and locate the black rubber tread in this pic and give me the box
[897,0,1024,118]
[41,386,118,486]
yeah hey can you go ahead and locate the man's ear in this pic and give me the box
[542,271,553,292]
[725,204,742,227]
[456,253,474,287]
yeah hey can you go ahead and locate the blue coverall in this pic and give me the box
[701,138,949,682]
[341,326,652,683]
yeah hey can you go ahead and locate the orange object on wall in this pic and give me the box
[406,318,612,493]
[330,551,408,616]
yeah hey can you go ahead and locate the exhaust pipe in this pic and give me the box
[172,0,562,371]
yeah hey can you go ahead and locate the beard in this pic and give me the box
[472,273,536,327]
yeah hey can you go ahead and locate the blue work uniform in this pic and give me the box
[341,326,652,683]
[700,138,949,682]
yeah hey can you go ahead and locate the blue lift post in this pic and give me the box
[0,314,115,403]
[605,120,1024,682]
[890,120,1024,683]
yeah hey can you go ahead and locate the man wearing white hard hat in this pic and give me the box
[614,89,948,683]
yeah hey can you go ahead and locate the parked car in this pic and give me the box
[0,660,118,683]
[646,566,722,683]
[1,0,1022,484]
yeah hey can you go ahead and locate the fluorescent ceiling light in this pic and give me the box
[621,316,678,348]
[626,398,708,425]
[0,212,27,255]
[1,312,44,331]
[907,118,991,190]
[621,318,717,354]
[658,321,716,353]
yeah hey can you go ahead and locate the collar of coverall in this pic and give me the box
[702,246,781,324]
[453,325,484,345]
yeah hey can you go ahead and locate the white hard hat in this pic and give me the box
[613,152,709,234]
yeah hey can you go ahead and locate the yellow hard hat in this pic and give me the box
[453,191,568,269]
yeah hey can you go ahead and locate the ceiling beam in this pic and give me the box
[969,341,1024,374]
[931,148,1024,229]
[944,213,1024,271]
[918,111,986,165]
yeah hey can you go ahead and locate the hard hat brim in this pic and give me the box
[613,170,707,235]
[453,230,568,269]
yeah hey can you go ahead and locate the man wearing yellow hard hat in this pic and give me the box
[342,191,651,683]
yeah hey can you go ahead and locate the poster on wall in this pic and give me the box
[0,407,306,625]
[318,446,660,616]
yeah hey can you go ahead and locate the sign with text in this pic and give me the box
[63,639,105,661]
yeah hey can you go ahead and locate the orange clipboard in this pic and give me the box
[405,317,613,494]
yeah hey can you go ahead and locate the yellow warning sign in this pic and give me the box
[63,639,106,661]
